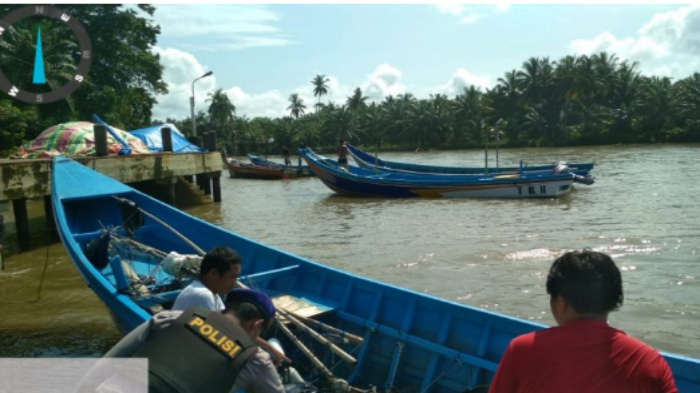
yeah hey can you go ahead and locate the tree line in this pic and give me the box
[2,4,700,157]
[175,52,700,157]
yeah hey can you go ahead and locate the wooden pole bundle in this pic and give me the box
[288,310,364,346]
[278,308,357,365]
[276,318,334,379]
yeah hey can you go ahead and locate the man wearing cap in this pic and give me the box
[104,288,285,393]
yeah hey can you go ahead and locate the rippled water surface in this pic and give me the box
[1,144,699,358]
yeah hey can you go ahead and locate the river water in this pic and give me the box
[1,144,699,359]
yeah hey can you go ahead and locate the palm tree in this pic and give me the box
[207,89,236,126]
[346,87,368,111]
[206,88,236,148]
[287,93,306,119]
[311,74,330,109]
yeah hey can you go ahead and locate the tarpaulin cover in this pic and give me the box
[129,124,205,153]
[14,121,151,158]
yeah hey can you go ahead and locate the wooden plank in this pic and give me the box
[272,294,332,318]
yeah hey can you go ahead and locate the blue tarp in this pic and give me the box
[129,124,206,153]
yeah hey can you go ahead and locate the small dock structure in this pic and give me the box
[0,149,225,248]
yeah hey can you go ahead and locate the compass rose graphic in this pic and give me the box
[0,5,92,104]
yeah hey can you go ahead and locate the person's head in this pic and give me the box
[340,139,346,146]
[200,246,242,295]
[546,250,624,325]
[224,288,276,338]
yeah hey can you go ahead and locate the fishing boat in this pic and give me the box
[248,154,315,177]
[228,158,312,180]
[227,158,287,179]
[301,148,575,198]
[52,157,700,392]
[347,144,595,184]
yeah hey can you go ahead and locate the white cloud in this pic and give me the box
[152,47,216,120]
[432,69,492,97]
[362,64,407,101]
[433,4,509,24]
[154,58,488,120]
[153,4,297,51]
[569,5,700,79]
[225,87,288,119]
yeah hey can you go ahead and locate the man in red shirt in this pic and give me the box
[488,250,678,393]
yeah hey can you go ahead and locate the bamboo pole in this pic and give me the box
[287,310,364,345]
[276,318,334,379]
[278,309,357,365]
[113,196,206,256]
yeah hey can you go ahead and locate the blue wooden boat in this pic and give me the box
[347,144,595,178]
[52,157,700,392]
[301,148,576,198]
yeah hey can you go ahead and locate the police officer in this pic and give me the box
[104,288,285,393]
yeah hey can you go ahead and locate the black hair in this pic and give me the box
[546,250,624,315]
[200,246,242,276]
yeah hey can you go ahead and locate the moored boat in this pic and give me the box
[52,157,700,392]
[227,158,286,179]
[301,147,575,198]
[347,144,595,183]
[228,158,312,180]
[248,154,315,177]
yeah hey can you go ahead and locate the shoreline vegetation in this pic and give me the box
[2,5,700,158]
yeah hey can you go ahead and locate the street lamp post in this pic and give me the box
[190,71,214,138]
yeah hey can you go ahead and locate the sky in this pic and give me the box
[144,3,700,121]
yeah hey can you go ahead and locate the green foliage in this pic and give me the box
[2,4,700,158]
[0,4,166,148]
[0,99,37,156]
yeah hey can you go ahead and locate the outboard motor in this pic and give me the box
[574,173,595,185]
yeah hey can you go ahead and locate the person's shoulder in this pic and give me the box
[612,328,665,357]
[151,310,184,329]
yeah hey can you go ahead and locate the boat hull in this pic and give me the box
[228,159,313,179]
[301,148,574,198]
[348,144,594,177]
[51,157,700,392]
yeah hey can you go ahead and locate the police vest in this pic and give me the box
[133,308,257,393]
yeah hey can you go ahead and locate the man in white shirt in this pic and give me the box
[172,246,241,311]
[172,246,292,365]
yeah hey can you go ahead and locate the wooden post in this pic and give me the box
[12,198,30,248]
[202,173,211,195]
[206,131,218,151]
[161,127,173,152]
[191,136,203,149]
[43,195,55,231]
[211,173,221,202]
[94,124,109,156]
[156,177,177,205]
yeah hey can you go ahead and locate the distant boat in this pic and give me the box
[51,157,700,392]
[227,158,312,179]
[248,154,315,177]
[301,147,576,198]
[347,144,594,184]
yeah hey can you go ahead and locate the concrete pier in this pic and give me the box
[0,152,225,247]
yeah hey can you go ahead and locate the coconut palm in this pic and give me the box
[311,74,330,109]
[206,88,236,147]
[346,87,368,111]
[287,93,306,119]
